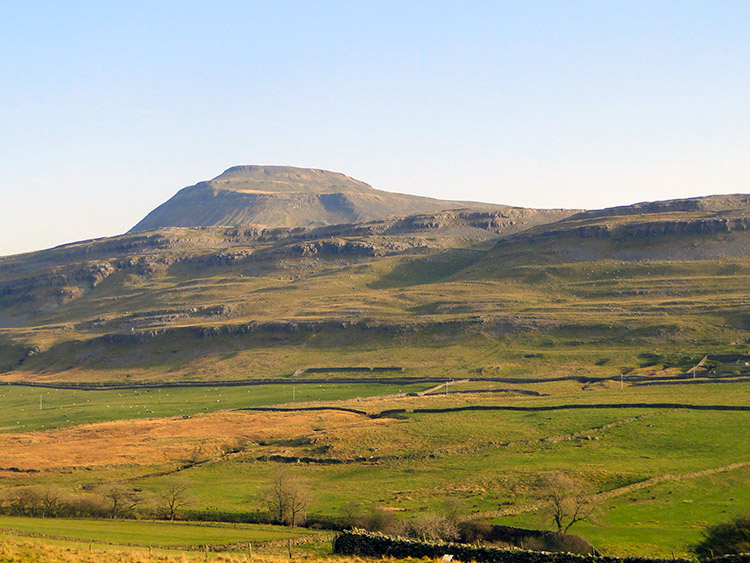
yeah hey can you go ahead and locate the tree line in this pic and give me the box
[2,469,744,557]
[0,470,600,553]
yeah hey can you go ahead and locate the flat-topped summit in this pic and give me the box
[129,165,502,232]
[210,165,373,194]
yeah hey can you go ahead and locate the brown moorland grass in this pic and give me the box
[0,410,392,472]
[2,381,744,474]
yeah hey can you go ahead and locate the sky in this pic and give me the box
[1,1,749,256]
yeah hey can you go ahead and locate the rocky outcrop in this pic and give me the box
[387,208,575,235]
[510,215,750,244]
[79,305,235,332]
[616,216,750,238]
[15,316,541,372]
[0,261,115,305]
[0,203,574,288]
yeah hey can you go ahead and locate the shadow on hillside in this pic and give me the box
[369,249,484,289]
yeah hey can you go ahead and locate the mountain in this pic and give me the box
[130,165,505,231]
[2,164,750,387]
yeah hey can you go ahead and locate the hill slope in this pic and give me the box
[465,193,750,269]
[130,165,506,231]
[2,170,750,386]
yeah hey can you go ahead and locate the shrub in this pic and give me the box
[693,514,750,559]
[407,512,459,542]
[458,519,493,543]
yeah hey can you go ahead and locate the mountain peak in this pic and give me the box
[209,165,374,194]
[129,165,499,232]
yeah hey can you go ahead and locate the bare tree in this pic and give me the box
[407,498,465,541]
[267,468,286,523]
[265,468,311,527]
[339,500,364,528]
[539,473,598,534]
[409,512,459,541]
[286,477,310,527]
[40,486,63,518]
[159,479,191,521]
[4,487,41,516]
[101,484,141,519]
[441,498,467,529]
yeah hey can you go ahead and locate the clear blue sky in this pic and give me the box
[1,1,748,256]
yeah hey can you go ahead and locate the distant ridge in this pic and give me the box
[571,194,750,219]
[129,165,502,232]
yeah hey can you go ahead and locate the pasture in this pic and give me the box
[1,378,746,557]
[0,381,430,433]
[0,516,317,547]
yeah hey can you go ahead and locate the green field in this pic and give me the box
[1,379,748,557]
[0,381,431,433]
[0,516,316,547]
[496,466,750,557]
[1,369,748,559]
[161,397,748,510]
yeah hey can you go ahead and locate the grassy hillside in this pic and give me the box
[2,250,748,385]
